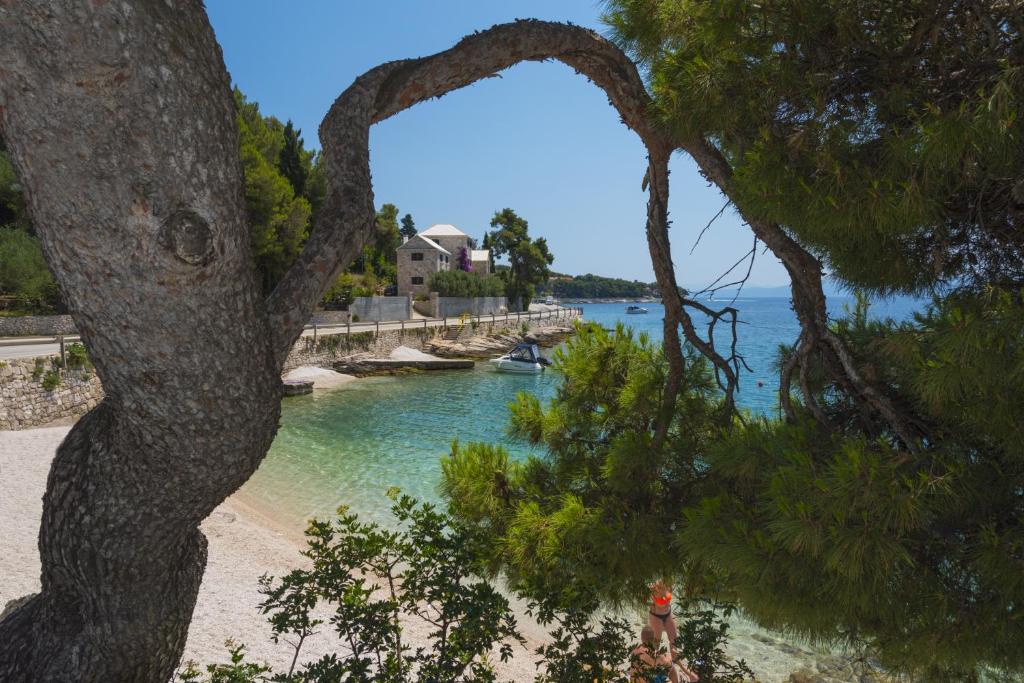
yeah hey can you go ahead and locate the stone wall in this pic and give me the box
[0,314,77,337]
[2,311,580,430]
[0,356,103,430]
[349,296,412,322]
[281,313,574,373]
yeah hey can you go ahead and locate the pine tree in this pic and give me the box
[277,120,308,199]
[399,213,417,241]
[486,208,553,310]
[234,90,312,294]
[444,3,1024,678]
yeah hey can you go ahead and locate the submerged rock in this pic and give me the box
[281,379,313,396]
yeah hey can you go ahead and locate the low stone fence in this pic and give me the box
[0,314,77,337]
[349,296,411,322]
[429,294,507,318]
[0,356,103,430]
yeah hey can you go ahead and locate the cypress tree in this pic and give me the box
[278,120,308,199]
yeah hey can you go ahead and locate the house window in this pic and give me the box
[411,276,424,285]
[411,252,424,261]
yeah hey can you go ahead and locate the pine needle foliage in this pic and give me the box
[605,0,1024,294]
[442,323,726,605]
[442,298,1024,677]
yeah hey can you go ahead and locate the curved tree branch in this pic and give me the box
[263,20,696,449]
[266,20,667,364]
[682,138,922,449]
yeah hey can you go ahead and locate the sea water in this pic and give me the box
[241,297,923,529]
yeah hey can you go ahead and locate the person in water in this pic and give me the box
[648,580,700,682]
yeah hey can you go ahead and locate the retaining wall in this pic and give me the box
[0,314,77,337]
[430,294,507,318]
[2,312,579,430]
[350,296,411,322]
[280,314,568,373]
[0,357,103,430]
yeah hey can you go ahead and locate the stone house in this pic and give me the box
[396,234,450,297]
[397,224,491,296]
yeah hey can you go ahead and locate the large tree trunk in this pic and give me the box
[0,3,281,679]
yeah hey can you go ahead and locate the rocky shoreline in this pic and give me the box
[424,322,576,359]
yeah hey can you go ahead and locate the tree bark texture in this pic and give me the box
[0,2,911,680]
[0,3,281,680]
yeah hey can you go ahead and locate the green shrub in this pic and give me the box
[41,369,60,391]
[351,313,360,323]
[174,493,751,682]
[0,228,61,312]
[428,270,504,298]
[31,357,44,380]
[321,272,355,310]
[65,342,91,370]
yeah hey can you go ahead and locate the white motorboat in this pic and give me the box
[489,343,551,373]
[626,305,649,314]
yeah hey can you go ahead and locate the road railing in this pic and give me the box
[303,306,583,340]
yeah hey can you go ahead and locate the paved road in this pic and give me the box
[0,309,578,361]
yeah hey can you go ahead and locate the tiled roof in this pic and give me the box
[420,223,467,237]
[397,234,451,255]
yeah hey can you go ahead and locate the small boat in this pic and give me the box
[489,343,551,373]
[626,305,649,314]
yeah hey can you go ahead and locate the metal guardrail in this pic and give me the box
[0,333,81,348]
[303,306,583,342]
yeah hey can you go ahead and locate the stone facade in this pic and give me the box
[0,314,77,337]
[469,250,491,276]
[396,235,450,297]
[0,356,103,430]
[427,234,469,262]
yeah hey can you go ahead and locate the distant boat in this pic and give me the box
[626,305,649,314]
[489,343,551,374]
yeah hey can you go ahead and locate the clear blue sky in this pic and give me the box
[204,1,790,287]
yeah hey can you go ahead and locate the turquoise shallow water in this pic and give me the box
[241,297,923,528]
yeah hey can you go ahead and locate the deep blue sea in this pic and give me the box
[241,297,924,528]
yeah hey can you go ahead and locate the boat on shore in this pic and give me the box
[626,305,649,314]
[489,343,551,373]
